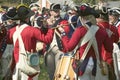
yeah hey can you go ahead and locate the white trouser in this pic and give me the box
[50,46,64,67]
[113,43,120,80]
[12,65,40,80]
[78,57,95,80]
[113,43,120,71]
[95,62,108,80]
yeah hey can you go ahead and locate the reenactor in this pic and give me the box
[44,3,70,80]
[57,4,113,80]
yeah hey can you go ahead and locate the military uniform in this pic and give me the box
[59,5,113,80]
[4,5,54,80]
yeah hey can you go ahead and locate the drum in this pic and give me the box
[54,55,77,80]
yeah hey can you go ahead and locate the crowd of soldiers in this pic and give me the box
[0,1,120,80]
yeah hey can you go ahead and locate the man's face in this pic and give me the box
[96,17,102,23]
[109,15,118,24]
[51,10,60,17]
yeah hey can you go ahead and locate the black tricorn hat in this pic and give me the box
[108,7,120,16]
[12,4,35,20]
[95,7,108,15]
[77,4,99,18]
[95,6,109,20]
[2,7,17,21]
[50,3,61,10]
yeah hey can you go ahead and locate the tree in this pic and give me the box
[72,0,120,5]
[72,0,97,5]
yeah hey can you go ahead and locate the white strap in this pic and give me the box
[115,21,120,28]
[72,25,99,57]
[81,25,99,46]
[68,15,75,30]
[80,38,93,61]
[18,32,26,54]
[13,24,28,54]
[13,24,28,45]
[80,26,99,61]
[71,19,89,56]
[92,37,100,64]
[106,28,113,37]
[79,16,89,29]
[73,16,91,54]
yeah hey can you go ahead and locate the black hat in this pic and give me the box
[29,3,40,11]
[29,3,39,8]
[2,7,17,21]
[95,6,108,20]
[108,7,120,16]
[12,4,35,20]
[77,4,99,18]
[50,3,61,11]
[95,7,108,15]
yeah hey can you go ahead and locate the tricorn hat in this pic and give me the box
[2,7,17,21]
[95,6,108,20]
[108,7,120,16]
[50,3,61,11]
[12,4,35,20]
[77,4,99,18]
[29,3,40,11]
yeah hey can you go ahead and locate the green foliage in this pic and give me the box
[72,0,97,5]
[0,0,38,6]
[72,0,120,5]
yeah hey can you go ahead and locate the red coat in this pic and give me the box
[42,19,70,53]
[97,22,119,65]
[62,26,113,59]
[97,22,119,43]
[7,24,54,63]
[61,26,113,76]
[117,24,120,37]
[59,20,70,35]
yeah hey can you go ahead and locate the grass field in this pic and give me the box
[39,56,49,80]
[0,56,50,80]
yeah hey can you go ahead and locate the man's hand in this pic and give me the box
[58,26,65,33]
